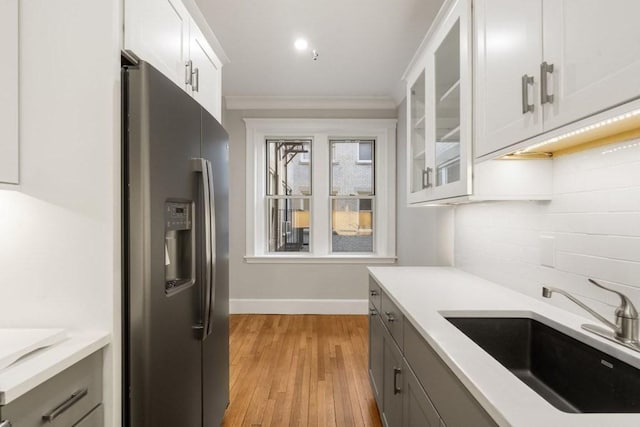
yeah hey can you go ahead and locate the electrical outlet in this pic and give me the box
[540,235,556,268]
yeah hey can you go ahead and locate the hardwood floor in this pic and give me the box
[222,314,383,427]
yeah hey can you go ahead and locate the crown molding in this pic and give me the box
[224,95,398,111]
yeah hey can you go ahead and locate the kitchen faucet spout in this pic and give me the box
[542,279,640,353]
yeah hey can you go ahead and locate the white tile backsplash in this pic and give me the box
[455,138,640,320]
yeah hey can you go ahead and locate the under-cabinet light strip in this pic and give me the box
[515,108,640,154]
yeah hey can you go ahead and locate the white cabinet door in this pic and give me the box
[474,0,543,157]
[425,0,472,201]
[0,0,19,184]
[124,0,190,91]
[189,20,222,121]
[542,0,640,131]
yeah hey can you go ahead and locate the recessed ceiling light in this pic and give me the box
[294,38,308,51]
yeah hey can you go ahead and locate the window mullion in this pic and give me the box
[312,134,329,255]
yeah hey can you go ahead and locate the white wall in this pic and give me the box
[395,99,453,266]
[0,0,121,424]
[224,107,397,312]
[454,138,640,320]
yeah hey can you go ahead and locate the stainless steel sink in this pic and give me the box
[446,316,640,413]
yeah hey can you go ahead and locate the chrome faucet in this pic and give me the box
[542,278,640,353]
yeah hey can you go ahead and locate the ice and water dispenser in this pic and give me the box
[164,201,195,294]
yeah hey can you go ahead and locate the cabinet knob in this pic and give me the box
[369,308,377,316]
[384,311,395,323]
[369,289,378,297]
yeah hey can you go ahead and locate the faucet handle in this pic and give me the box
[588,278,638,319]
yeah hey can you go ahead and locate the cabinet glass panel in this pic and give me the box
[410,70,426,193]
[434,20,461,187]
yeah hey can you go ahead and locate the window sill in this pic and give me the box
[244,255,397,264]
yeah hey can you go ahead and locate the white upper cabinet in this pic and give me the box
[125,0,191,91]
[474,0,543,157]
[407,0,472,204]
[542,0,640,131]
[0,0,19,184]
[475,0,640,158]
[124,0,224,121]
[188,19,222,120]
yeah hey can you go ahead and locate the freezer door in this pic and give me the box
[125,61,203,427]
[201,111,230,427]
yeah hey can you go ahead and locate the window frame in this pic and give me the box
[244,118,397,263]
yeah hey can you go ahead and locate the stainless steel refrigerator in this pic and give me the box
[122,60,229,427]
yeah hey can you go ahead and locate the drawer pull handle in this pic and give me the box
[393,367,402,394]
[369,289,378,297]
[384,311,395,323]
[42,388,88,422]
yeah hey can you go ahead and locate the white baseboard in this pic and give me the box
[229,298,369,315]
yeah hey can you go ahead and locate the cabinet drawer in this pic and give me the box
[381,291,403,348]
[1,351,103,427]
[369,277,382,312]
[403,322,495,427]
[73,403,103,427]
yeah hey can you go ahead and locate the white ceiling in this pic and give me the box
[195,0,445,104]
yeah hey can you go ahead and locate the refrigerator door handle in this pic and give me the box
[192,158,215,338]
[205,158,217,336]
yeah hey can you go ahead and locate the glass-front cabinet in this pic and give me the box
[406,0,471,204]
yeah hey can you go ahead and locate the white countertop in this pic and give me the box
[0,330,110,404]
[368,266,640,427]
[0,328,67,370]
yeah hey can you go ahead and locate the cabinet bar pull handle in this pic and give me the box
[192,67,200,92]
[521,74,535,114]
[42,388,88,422]
[393,367,402,394]
[422,167,433,189]
[185,60,193,85]
[384,311,395,323]
[540,61,555,104]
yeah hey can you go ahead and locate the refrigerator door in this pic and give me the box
[201,111,230,427]
[125,62,203,427]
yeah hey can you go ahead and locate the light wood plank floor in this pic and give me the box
[222,314,382,427]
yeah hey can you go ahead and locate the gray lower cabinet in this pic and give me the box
[402,363,440,427]
[382,326,403,427]
[0,351,103,427]
[369,306,384,409]
[368,276,497,427]
[404,321,496,427]
[73,404,103,427]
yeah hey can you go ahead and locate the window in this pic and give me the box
[330,140,375,253]
[266,139,311,252]
[245,118,396,262]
